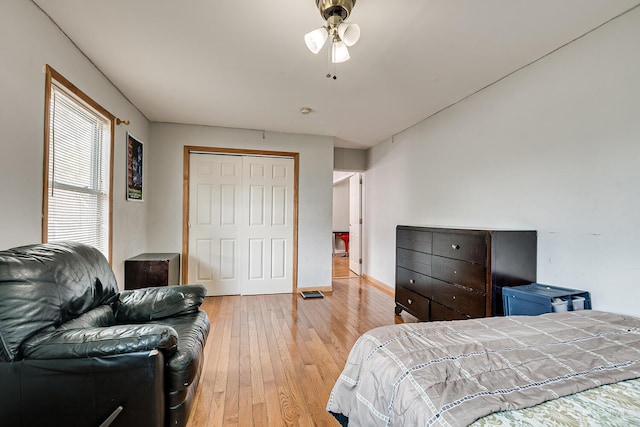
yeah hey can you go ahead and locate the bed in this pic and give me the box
[327,310,640,426]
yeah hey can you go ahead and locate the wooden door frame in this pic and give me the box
[182,146,300,292]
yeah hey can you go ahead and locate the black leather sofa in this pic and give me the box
[0,242,210,427]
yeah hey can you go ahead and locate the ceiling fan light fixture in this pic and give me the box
[305,0,359,65]
[304,27,329,54]
[331,40,350,63]
[317,0,356,21]
[337,22,360,46]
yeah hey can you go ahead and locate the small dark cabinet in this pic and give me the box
[395,226,537,321]
[503,283,591,316]
[124,253,180,290]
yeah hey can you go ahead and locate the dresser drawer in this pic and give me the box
[433,232,487,264]
[432,256,486,293]
[396,266,432,296]
[429,278,486,318]
[397,229,433,253]
[397,248,431,276]
[396,286,430,321]
[430,300,470,321]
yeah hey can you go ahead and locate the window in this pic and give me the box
[43,65,114,261]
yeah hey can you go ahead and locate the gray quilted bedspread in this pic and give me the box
[327,311,640,426]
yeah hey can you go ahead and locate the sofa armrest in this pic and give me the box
[113,285,206,323]
[21,324,177,359]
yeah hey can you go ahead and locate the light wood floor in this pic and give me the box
[331,254,358,278]
[187,274,414,427]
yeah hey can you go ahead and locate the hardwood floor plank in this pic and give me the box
[186,380,214,427]
[255,297,286,426]
[238,385,253,427]
[207,390,226,427]
[276,385,298,426]
[213,310,234,425]
[248,316,266,405]
[186,270,416,427]
[296,413,315,427]
[252,403,268,427]
[202,301,223,383]
[214,315,232,393]
[331,254,357,278]
[300,364,336,425]
[223,333,240,425]
[239,297,252,387]
[264,379,283,427]
[305,328,342,393]
[271,318,309,420]
[261,298,302,426]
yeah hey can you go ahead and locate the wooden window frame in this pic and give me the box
[42,65,115,262]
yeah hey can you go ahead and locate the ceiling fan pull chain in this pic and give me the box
[326,43,331,78]
[326,45,337,80]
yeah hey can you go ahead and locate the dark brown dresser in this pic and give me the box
[124,253,180,290]
[395,226,537,321]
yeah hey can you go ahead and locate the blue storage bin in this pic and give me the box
[502,283,591,316]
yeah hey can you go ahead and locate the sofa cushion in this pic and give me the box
[113,285,206,323]
[21,324,178,359]
[0,242,118,361]
[58,305,115,330]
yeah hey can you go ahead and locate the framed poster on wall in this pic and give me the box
[126,133,143,201]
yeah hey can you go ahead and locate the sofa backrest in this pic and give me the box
[0,242,118,361]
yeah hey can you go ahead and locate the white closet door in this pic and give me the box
[188,153,294,296]
[240,156,294,295]
[188,154,242,296]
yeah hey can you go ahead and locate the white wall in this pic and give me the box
[0,1,150,286]
[334,147,367,171]
[333,171,354,183]
[147,123,334,290]
[364,7,640,316]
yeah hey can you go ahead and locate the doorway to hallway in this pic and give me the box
[332,171,362,279]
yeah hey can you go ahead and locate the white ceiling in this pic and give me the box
[33,0,640,149]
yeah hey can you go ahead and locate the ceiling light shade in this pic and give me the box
[331,40,350,63]
[304,27,328,54]
[337,22,360,46]
[305,0,359,67]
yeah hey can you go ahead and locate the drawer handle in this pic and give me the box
[452,244,460,250]
[407,298,413,305]
[409,279,415,284]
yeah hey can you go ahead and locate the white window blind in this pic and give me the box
[46,82,111,258]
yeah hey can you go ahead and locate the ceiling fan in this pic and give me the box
[304,0,361,64]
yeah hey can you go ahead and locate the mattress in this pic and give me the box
[327,310,640,426]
